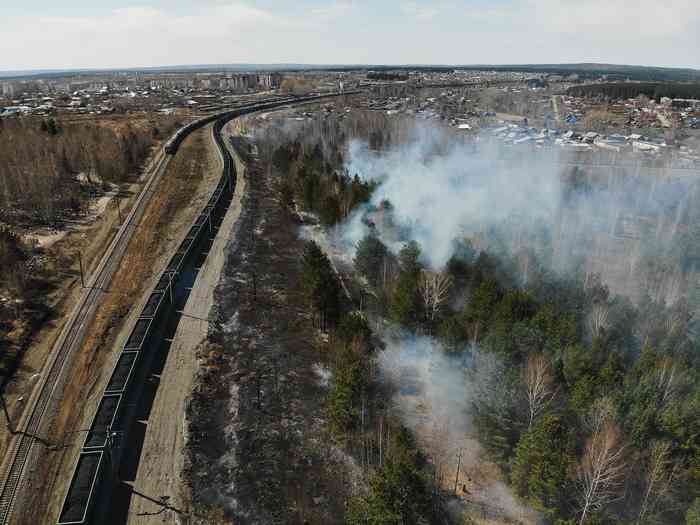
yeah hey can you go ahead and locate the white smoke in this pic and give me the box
[341,124,562,269]
[377,329,539,524]
[338,121,697,308]
[378,331,470,439]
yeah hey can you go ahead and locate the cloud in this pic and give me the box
[528,0,700,39]
[1,0,699,70]
[402,2,440,20]
[465,8,510,19]
[310,1,354,19]
[0,3,287,69]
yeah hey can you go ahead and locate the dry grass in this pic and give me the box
[185,137,352,525]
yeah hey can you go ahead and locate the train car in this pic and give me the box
[103,351,139,395]
[57,452,106,525]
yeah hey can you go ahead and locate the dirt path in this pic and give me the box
[125,123,247,524]
[495,112,526,123]
[13,125,223,525]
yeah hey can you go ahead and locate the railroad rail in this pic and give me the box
[0,146,172,525]
[0,96,321,524]
[44,92,354,525]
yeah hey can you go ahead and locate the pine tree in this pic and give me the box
[390,242,423,328]
[687,498,700,524]
[301,241,341,330]
[355,233,389,288]
[511,414,574,516]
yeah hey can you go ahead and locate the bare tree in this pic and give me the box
[577,407,627,525]
[637,440,677,524]
[418,270,453,323]
[583,397,617,434]
[522,354,556,428]
[587,303,611,340]
[654,357,685,407]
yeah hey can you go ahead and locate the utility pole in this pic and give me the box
[115,190,123,223]
[167,274,174,304]
[106,425,120,480]
[77,252,85,288]
[0,393,14,434]
[454,448,463,494]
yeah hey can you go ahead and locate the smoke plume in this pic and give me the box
[339,122,698,305]
[378,329,539,523]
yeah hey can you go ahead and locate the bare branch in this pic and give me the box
[577,409,627,525]
[637,440,677,524]
[522,353,556,428]
[418,270,453,323]
[654,357,685,407]
[587,303,611,339]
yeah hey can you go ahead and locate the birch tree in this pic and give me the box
[418,270,453,323]
[523,354,556,428]
[654,357,684,407]
[576,406,627,525]
[637,440,676,524]
[587,303,611,340]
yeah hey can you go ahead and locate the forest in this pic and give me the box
[258,105,700,524]
[567,82,700,102]
[367,72,410,81]
[461,64,700,82]
[353,232,700,524]
[0,115,179,226]
[0,114,178,389]
[253,109,446,524]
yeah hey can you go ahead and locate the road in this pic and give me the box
[0,147,173,524]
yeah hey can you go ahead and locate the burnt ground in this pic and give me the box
[184,139,353,525]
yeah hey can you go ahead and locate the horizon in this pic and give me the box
[3,61,700,79]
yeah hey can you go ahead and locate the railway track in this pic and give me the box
[0,92,357,525]
[0,146,174,524]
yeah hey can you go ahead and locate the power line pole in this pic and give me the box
[115,191,123,223]
[454,448,463,494]
[252,271,257,302]
[0,393,14,434]
[77,252,85,288]
[106,425,120,480]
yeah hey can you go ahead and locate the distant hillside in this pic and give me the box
[2,62,699,82]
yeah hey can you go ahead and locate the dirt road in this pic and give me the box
[125,123,247,524]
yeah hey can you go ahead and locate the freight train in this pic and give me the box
[162,92,352,155]
[55,91,355,525]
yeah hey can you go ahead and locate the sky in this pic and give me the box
[2,0,700,71]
